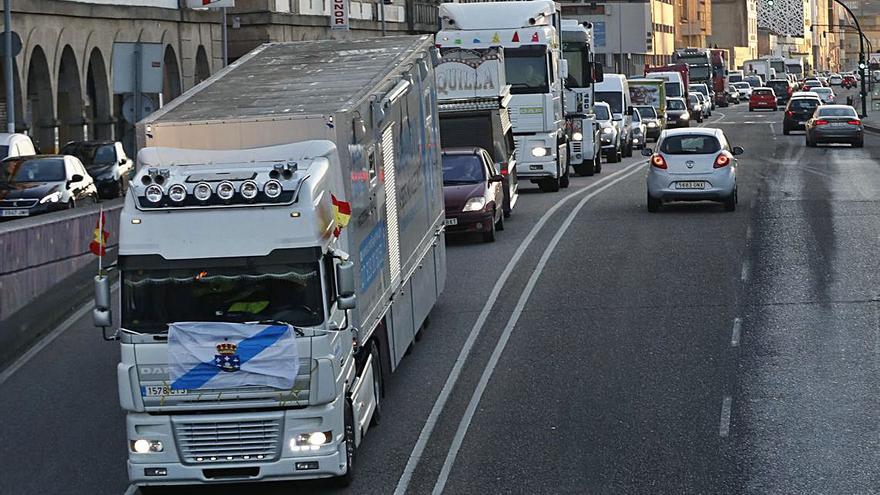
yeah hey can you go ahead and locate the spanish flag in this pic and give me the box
[331,194,351,237]
[89,210,110,257]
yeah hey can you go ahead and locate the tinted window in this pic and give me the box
[593,105,610,120]
[632,110,641,122]
[0,158,66,183]
[816,107,857,117]
[659,135,721,154]
[734,83,750,89]
[790,99,819,110]
[767,82,789,93]
[753,89,774,96]
[688,95,699,105]
[505,46,550,95]
[0,145,9,158]
[61,143,117,168]
[729,74,743,83]
[665,82,682,97]
[595,91,624,114]
[667,99,686,110]
[635,106,657,118]
[442,154,485,184]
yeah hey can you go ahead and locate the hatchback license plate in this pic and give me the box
[444,218,458,226]
[676,181,706,190]
[1,209,29,217]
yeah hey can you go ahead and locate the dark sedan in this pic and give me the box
[0,155,98,219]
[665,97,691,129]
[782,97,821,134]
[442,148,505,243]
[805,105,864,147]
[61,140,134,198]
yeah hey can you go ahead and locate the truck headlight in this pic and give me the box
[530,146,549,157]
[462,196,486,212]
[571,131,583,141]
[144,185,164,203]
[290,431,333,452]
[132,439,164,453]
[39,191,62,204]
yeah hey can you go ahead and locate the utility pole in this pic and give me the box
[4,0,13,134]
[831,0,867,116]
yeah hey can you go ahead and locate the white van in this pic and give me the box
[593,74,634,157]
[0,133,37,158]
[646,71,685,100]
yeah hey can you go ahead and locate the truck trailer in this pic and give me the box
[93,36,446,489]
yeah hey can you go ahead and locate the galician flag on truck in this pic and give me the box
[168,322,299,390]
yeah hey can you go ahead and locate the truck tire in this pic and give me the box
[594,156,602,174]
[607,147,621,163]
[333,400,357,487]
[538,177,560,193]
[574,162,594,176]
[559,166,570,188]
[623,139,633,158]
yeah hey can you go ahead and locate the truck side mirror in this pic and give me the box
[336,260,357,310]
[93,274,112,328]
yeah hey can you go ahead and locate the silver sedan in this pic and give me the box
[643,127,744,212]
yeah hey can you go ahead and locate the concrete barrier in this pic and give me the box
[0,200,122,322]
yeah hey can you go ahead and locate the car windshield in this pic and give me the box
[745,78,761,86]
[728,74,743,82]
[659,134,721,154]
[635,106,657,118]
[595,91,624,114]
[790,99,819,110]
[734,83,750,89]
[664,82,682,97]
[121,262,324,333]
[60,142,117,167]
[504,46,550,95]
[689,95,699,105]
[667,99,686,110]
[692,85,708,95]
[442,154,485,184]
[632,110,641,122]
[593,105,611,120]
[0,158,65,183]
[813,88,831,94]
[816,107,857,117]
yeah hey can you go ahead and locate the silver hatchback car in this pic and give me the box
[643,127,743,212]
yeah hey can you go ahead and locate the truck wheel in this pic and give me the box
[482,216,497,242]
[623,139,633,157]
[594,156,602,174]
[369,342,383,426]
[334,400,357,487]
[559,166,570,188]
[538,178,560,193]
[608,148,621,163]
[574,163,593,176]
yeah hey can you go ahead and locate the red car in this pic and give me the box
[842,75,858,88]
[442,148,505,243]
[749,88,778,111]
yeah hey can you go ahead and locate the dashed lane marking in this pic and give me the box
[731,317,742,347]
[719,396,733,437]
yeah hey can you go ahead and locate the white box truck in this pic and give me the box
[437,0,570,193]
[93,36,446,489]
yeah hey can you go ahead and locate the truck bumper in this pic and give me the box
[515,157,558,179]
[126,395,347,486]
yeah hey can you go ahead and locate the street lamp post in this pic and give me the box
[4,0,13,134]
[831,0,867,116]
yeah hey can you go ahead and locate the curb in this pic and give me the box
[863,124,880,134]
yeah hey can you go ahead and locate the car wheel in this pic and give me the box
[369,342,383,427]
[482,215,497,242]
[333,400,357,487]
[855,139,864,148]
[647,193,661,213]
[495,208,505,231]
[574,162,594,177]
[724,189,737,212]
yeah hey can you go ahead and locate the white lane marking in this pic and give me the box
[719,396,733,437]
[711,111,727,124]
[393,159,648,495]
[0,282,120,387]
[731,317,742,347]
[740,260,750,282]
[123,485,139,495]
[745,225,753,242]
[430,164,646,495]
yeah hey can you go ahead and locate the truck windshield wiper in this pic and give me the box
[253,319,306,337]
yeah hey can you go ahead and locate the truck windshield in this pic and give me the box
[771,61,786,74]
[562,45,585,87]
[728,74,743,83]
[505,46,550,94]
[122,262,324,333]
[594,91,623,114]
[688,66,710,80]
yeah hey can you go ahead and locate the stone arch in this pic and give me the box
[194,45,210,85]
[57,45,84,146]
[85,47,112,140]
[162,44,181,103]
[26,46,54,152]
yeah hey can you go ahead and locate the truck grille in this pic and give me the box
[174,416,282,464]
[570,142,582,153]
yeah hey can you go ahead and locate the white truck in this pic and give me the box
[434,46,520,216]
[561,19,603,177]
[743,59,775,83]
[92,36,446,489]
[437,0,569,193]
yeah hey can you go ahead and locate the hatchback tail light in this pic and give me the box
[651,154,667,169]
[499,162,509,176]
[847,119,861,125]
[713,153,731,169]
[814,119,829,126]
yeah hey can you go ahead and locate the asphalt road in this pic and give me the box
[1,101,878,495]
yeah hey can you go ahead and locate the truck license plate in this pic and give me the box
[444,218,458,226]
[143,386,188,397]
[1,209,29,217]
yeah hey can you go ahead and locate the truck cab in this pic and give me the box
[438,0,569,193]
[560,19,603,177]
[593,74,633,159]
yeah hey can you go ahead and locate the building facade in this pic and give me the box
[708,0,758,68]
[675,0,712,48]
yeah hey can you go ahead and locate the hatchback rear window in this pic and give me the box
[659,135,721,155]
[790,99,818,110]
[753,89,774,96]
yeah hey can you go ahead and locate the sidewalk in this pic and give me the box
[838,86,880,133]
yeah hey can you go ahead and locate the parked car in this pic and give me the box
[643,127,743,212]
[810,87,836,105]
[629,107,648,149]
[732,82,753,100]
[0,133,37,159]
[829,74,843,86]
[749,88,778,111]
[805,104,864,148]
[783,96,822,134]
[688,93,705,123]
[595,102,623,163]
[0,155,98,219]
[665,97,691,129]
[766,79,793,106]
[634,105,664,141]
[60,140,134,199]
[441,148,505,242]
